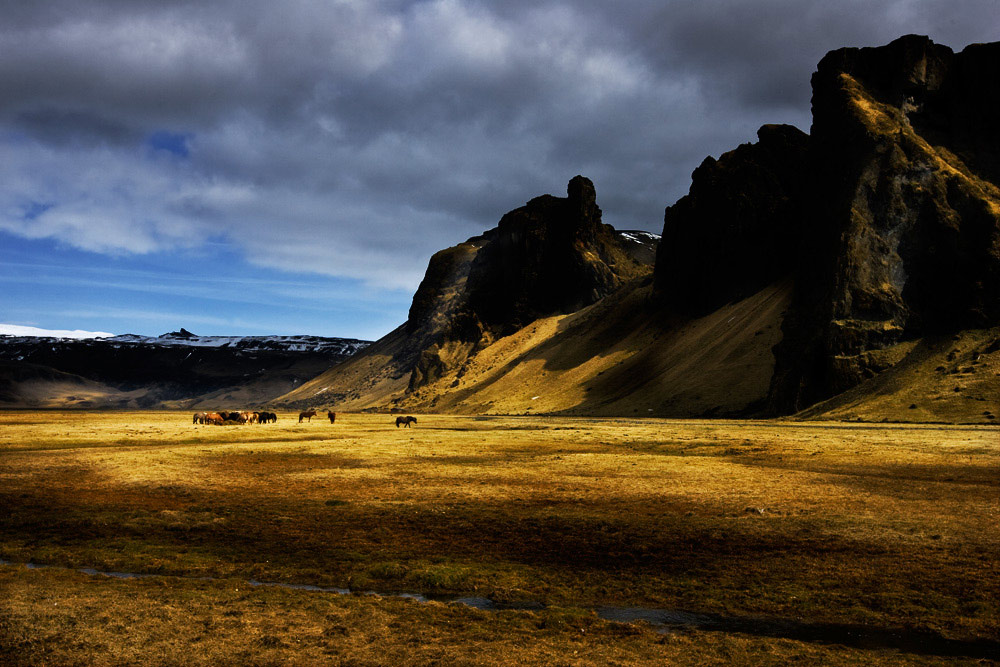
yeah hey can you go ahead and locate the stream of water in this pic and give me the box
[4,560,997,660]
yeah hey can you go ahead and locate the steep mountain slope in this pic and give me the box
[278,177,659,409]
[405,282,790,416]
[287,281,788,416]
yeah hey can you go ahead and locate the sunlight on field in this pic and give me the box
[1,411,998,664]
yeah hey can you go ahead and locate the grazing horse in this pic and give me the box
[395,416,417,428]
[261,411,277,424]
[193,412,208,424]
[299,410,317,423]
[327,410,336,424]
[205,412,225,426]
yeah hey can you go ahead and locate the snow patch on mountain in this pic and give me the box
[0,324,114,339]
[0,331,371,355]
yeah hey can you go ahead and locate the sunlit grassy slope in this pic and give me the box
[1,411,997,664]
[281,280,999,423]
[281,282,792,417]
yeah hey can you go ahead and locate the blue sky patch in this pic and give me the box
[21,201,53,220]
[147,131,190,158]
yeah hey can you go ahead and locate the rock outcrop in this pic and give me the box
[647,35,1000,415]
[768,35,1000,411]
[404,176,655,391]
[654,124,810,315]
[278,177,658,406]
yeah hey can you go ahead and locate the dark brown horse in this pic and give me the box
[299,410,317,423]
[327,410,336,424]
[395,416,417,428]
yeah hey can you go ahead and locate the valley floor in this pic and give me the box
[1,411,997,665]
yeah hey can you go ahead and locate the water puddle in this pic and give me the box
[3,559,997,660]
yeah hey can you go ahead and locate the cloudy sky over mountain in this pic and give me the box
[1,0,996,339]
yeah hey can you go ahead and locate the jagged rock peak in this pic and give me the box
[815,34,953,105]
[162,328,196,339]
[401,176,655,391]
[567,174,597,219]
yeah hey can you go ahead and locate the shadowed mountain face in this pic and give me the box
[654,124,810,316]
[768,35,1000,412]
[463,175,648,333]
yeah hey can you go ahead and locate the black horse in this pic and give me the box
[395,416,417,428]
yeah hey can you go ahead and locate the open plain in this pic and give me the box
[1,411,998,665]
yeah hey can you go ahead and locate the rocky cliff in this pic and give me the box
[768,35,1000,412]
[403,176,655,391]
[278,177,658,407]
[654,123,810,315]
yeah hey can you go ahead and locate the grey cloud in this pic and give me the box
[0,0,996,292]
[14,108,141,146]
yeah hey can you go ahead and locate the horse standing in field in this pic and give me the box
[299,410,317,423]
[205,412,225,425]
[193,412,208,424]
[326,410,336,424]
[261,411,277,423]
[395,416,417,428]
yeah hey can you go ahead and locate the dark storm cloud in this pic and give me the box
[0,0,996,289]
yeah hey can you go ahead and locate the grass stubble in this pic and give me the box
[0,411,997,665]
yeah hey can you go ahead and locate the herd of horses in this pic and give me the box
[193,410,417,427]
[193,411,278,425]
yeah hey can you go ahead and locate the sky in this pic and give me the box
[1,0,996,340]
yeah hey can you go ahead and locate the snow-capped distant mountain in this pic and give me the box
[615,229,660,265]
[0,328,373,409]
[103,330,370,355]
[0,328,370,356]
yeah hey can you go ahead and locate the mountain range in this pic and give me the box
[3,36,997,423]
[276,35,1000,424]
[0,330,368,409]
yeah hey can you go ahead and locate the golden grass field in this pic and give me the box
[1,411,998,665]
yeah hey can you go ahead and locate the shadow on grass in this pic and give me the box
[3,559,998,660]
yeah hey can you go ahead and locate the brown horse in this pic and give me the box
[327,410,336,424]
[299,410,317,423]
[205,412,225,425]
[395,416,417,428]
